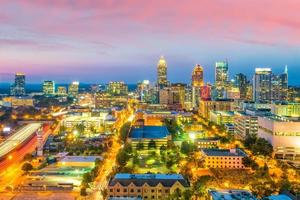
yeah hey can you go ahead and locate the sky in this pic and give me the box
[0,0,300,84]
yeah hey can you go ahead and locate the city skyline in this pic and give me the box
[1,1,300,84]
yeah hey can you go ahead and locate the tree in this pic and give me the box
[75,123,86,134]
[22,162,33,173]
[252,138,273,157]
[244,134,273,157]
[180,141,194,155]
[244,133,257,149]
[101,189,108,199]
[148,140,156,149]
[23,153,33,161]
[82,172,92,187]
[120,122,131,142]
[242,156,258,170]
[193,175,213,198]
[59,125,66,134]
[182,189,193,200]
[160,145,167,155]
[136,141,144,151]
[80,187,88,196]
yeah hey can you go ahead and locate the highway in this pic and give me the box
[0,123,42,159]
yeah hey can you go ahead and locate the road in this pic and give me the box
[92,102,135,200]
[0,123,42,159]
[0,123,53,192]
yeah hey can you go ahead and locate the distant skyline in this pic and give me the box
[0,1,300,85]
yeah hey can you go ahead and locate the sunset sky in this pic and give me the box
[0,0,300,84]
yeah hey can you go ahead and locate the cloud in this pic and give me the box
[1,0,300,83]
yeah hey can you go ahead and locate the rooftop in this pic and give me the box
[211,111,235,116]
[202,148,247,157]
[109,173,189,188]
[59,156,102,163]
[129,125,169,139]
[266,194,292,200]
[208,189,256,200]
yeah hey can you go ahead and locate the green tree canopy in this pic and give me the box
[22,162,33,173]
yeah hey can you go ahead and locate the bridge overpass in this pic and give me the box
[0,123,42,159]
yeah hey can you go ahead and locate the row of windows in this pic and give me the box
[207,165,244,168]
[110,188,170,193]
[207,161,240,164]
[109,195,160,199]
[207,157,241,160]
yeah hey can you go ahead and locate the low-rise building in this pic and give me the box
[57,156,102,168]
[208,189,256,200]
[271,102,300,117]
[209,111,235,125]
[224,123,235,134]
[195,138,220,149]
[202,148,247,169]
[2,96,34,107]
[108,174,189,200]
[257,114,300,161]
[128,125,170,148]
[62,112,110,132]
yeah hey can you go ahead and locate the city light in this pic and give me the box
[0,2,299,199]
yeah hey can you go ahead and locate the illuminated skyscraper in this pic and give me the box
[234,73,248,100]
[191,64,204,108]
[43,80,55,96]
[271,66,288,101]
[191,64,204,87]
[107,81,128,96]
[10,73,26,96]
[68,81,79,97]
[215,61,229,98]
[57,86,67,96]
[137,80,151,102]
[253,68,272,103]
[157,56,168,88]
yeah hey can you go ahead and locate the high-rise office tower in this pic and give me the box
[68,81,79,97]
[137,80,151,102]
[57,86,67,96]
[107,81,128,96]
[253,68,272,103]
[234,73,248,100]
[191,64,204,87]
[215,61,229,98]
[10,73,26,96]
[171,83,186,107]
[43,80,55,96]
[191,64,204,108]
[157,56,168,88]
[271,66,288,101]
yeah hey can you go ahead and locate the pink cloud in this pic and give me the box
[0,0,299,47]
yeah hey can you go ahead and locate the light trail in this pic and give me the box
[0,123,42,158]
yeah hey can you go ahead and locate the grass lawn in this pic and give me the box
[126,149,179,174]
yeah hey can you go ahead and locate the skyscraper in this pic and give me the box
[215,61,229,98]
[271,66,288,101]
[234,73,248,100]
[157,56,168,88]
[191,64,204,108]
[107,81,128,96]
[191,64,204,87]
[43,80,55,96]
[68,81,79,97]
[10,73,26,96]
[253,68,272,103]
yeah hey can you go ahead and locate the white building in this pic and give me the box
[257,115,300,161]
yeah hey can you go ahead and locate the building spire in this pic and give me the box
[284,65,288,74]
